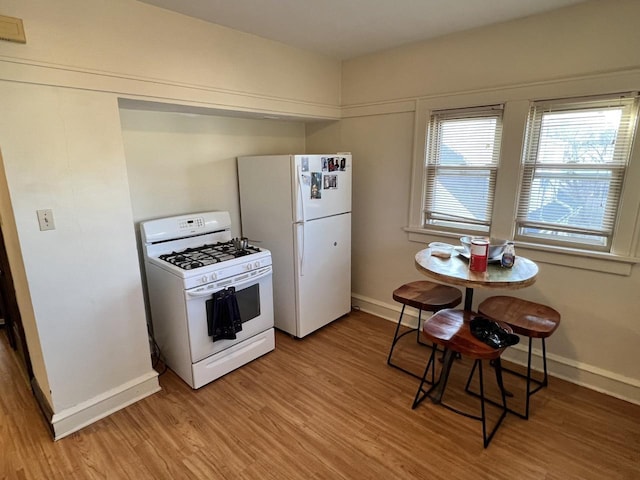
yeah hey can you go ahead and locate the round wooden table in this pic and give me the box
[414,246,539,405]
[415,247,539,310]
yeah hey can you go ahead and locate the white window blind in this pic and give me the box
[517,94,639,250]
[423,106,503,232]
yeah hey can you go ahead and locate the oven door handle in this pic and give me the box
[186,267,272,298]
[187,288,232,298]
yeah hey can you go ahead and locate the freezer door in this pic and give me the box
[294,154,352,222]
[295,213,351,338]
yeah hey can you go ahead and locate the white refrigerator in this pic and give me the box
[238,154,352,338]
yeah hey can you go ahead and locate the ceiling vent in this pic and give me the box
[0,14,26,44]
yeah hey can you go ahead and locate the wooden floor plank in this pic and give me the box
[1,311,639,479]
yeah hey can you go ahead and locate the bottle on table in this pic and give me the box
[501,241,516,268]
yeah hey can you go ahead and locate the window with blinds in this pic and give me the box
[423,106,503,232]
[517,94,639,250]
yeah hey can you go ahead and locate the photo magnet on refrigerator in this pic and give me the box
[311,172,322,199]
[324,175,337,189]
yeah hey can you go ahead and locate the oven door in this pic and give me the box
[184,266,274,363]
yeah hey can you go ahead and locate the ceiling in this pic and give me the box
[138,0,589,60]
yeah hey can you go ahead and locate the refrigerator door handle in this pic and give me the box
[296,164,305,223]
[296,222,305,276]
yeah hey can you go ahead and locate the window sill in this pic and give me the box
[405,227,639,276]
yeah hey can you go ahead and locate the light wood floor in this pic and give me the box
[1,310,639,479]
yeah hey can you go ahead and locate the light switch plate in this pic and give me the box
[37,209,55,231]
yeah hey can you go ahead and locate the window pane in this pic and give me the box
[536,109,621,165]
[431,169,492,222]
[522,169,618,245]
[424,107,502,231]
[439,118,498,166]
[517,95,638,250]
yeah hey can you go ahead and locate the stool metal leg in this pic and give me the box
[464,359,479,392]
[473,359,509,448]
[416,308,429,346]
[484,358,508,448]
[524,336,533,420]
[478,360,488,445]
[481,336,550,420]
[428,348,456,404]
[541,337,549,387]
[494,357,508,402]
[522,336,551,419]
[461,359,508,447]
[387,305,407,366]
[388,306,435,379]
[411,347,438,409]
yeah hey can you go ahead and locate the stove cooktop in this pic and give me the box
[159,241,262,270]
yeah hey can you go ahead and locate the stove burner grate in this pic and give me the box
[159,241,261,270]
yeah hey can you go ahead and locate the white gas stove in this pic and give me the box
[141,211,275,389]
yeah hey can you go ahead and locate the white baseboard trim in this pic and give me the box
[352,293,640,406]
[49,370,161,440]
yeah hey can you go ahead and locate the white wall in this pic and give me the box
[0,82,160,436]
[0,0,340,438]
[341,0,640,105]
[0,149,47,395]
[0,0,340,111]
[120,108,306,229]
[317,0,640,403]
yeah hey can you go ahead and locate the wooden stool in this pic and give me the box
[478,295,561,419]
[387,281,462,379]
[412,309,512,448]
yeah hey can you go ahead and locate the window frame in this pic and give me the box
[422,105,504,234]
[407,79,640,275]
[515,94,639,252]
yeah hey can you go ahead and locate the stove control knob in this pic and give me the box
[210,272,217,281]
[201,276,208,284]
[246,263,253,271]
[254,261,260,269]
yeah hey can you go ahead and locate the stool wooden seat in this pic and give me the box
[412,308,512,448]
[387,281,462,379]
[478,295,561,419]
